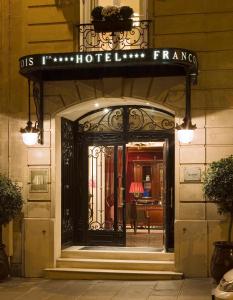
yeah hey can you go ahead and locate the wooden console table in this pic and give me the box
[131,203,163,233]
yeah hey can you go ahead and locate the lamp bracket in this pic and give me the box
[33,81,44,144]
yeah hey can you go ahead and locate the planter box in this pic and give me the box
[92,19,133,33]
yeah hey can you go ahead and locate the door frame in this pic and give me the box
[61,105,175,251]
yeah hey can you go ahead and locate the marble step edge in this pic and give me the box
[44,268,183,280]
[57,258,175,264]
[56,258,175,271]
[61,250,174,261]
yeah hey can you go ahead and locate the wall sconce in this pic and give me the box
[20,80,40,146]
[176,75,197,143]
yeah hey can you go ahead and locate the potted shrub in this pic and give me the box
[91,5,134,33]
[203,155,233,282]
[0,174,23,280]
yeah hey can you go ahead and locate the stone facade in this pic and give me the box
[0,0,233,278]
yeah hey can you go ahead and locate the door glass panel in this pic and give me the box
[117,146,124,231]
[88,145,114,230]
[88,145,124,232]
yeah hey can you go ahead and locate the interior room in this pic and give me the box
[126,142,165,250]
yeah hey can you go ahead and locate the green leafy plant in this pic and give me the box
[0,174,23,227]
[203,155,233,242]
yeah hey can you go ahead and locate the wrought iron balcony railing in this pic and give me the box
[76,20,151,52]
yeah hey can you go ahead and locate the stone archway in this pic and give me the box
[46,75,185,263]
[44,76,185,118]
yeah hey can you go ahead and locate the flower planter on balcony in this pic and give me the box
[92,19,133,33]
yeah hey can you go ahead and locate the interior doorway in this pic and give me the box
[125,142,165,250]
[61,105,175,251]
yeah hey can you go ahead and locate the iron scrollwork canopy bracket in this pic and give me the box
[32,81,44,144]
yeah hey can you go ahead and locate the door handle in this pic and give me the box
[170,187,173,208]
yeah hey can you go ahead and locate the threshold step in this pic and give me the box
[56,258,175,271]
[61,248,174,261]
[44,267,183,280]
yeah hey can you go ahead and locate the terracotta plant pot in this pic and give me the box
[0,243,10,280]
[92,19,133,33]
[211,241,233,283]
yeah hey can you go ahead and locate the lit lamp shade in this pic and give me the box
[177,129,194,144]
[129,182,144,198]
[21,132,38,146]
[20,121,39,146]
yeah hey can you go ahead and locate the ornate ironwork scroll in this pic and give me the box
[78,108,123,132]
[78,106,174,134]
[88,145,118,231]
[33,81,43,144]
[62,119,74,165]
[77,20,151,52]
[128,107,175,131]
[61,118,75,246]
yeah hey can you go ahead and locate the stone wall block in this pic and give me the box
[180,146,205,163]
[154,0,204,15]
[26,41,73,54]
[199,50,233,71]
[206,109,233,127]
[44,96,65,115]
[156,31,233,52]
[27,202,51,218]
[206,146,233,163]
[102,78,123,98]
[27,148,51,165]
[175,220,208,277]
[191,90,207,109]
[75,80,98,101]
[206,128,233,145]
[24,218,54,277]
[179,184,204,202]
[179,203,205,220]
[205,90,233,108]
[27,6,68,24]
[199,70,233,89]
[26,23,73,43]
[155,14,204,34]
[131,77,153,99]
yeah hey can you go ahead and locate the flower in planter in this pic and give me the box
[120,6,134,20]
[102,6,120,20]
[91,6,103,21]
[91,5,134,22]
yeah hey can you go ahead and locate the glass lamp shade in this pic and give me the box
[21,132,38,146]
[129,182,144,198]
[177,129,194,144]
[20,121,39,146]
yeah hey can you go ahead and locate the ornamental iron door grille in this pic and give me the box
[72,105,175,249]
[78,106,174,133]
[86,144,125,245]
[61,118,75,247]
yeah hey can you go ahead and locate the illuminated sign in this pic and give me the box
[19,48,198,75]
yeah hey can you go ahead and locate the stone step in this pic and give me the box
[61,248,174,261]
[56,258,175,271]
[44,267,183,281]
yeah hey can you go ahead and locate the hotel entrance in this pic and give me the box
[61,105,175,251]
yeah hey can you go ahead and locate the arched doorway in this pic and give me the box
[61,105,175,251]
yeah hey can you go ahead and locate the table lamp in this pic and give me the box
[129,182,144,201]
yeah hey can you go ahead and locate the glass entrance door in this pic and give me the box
[86,144,126,246]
